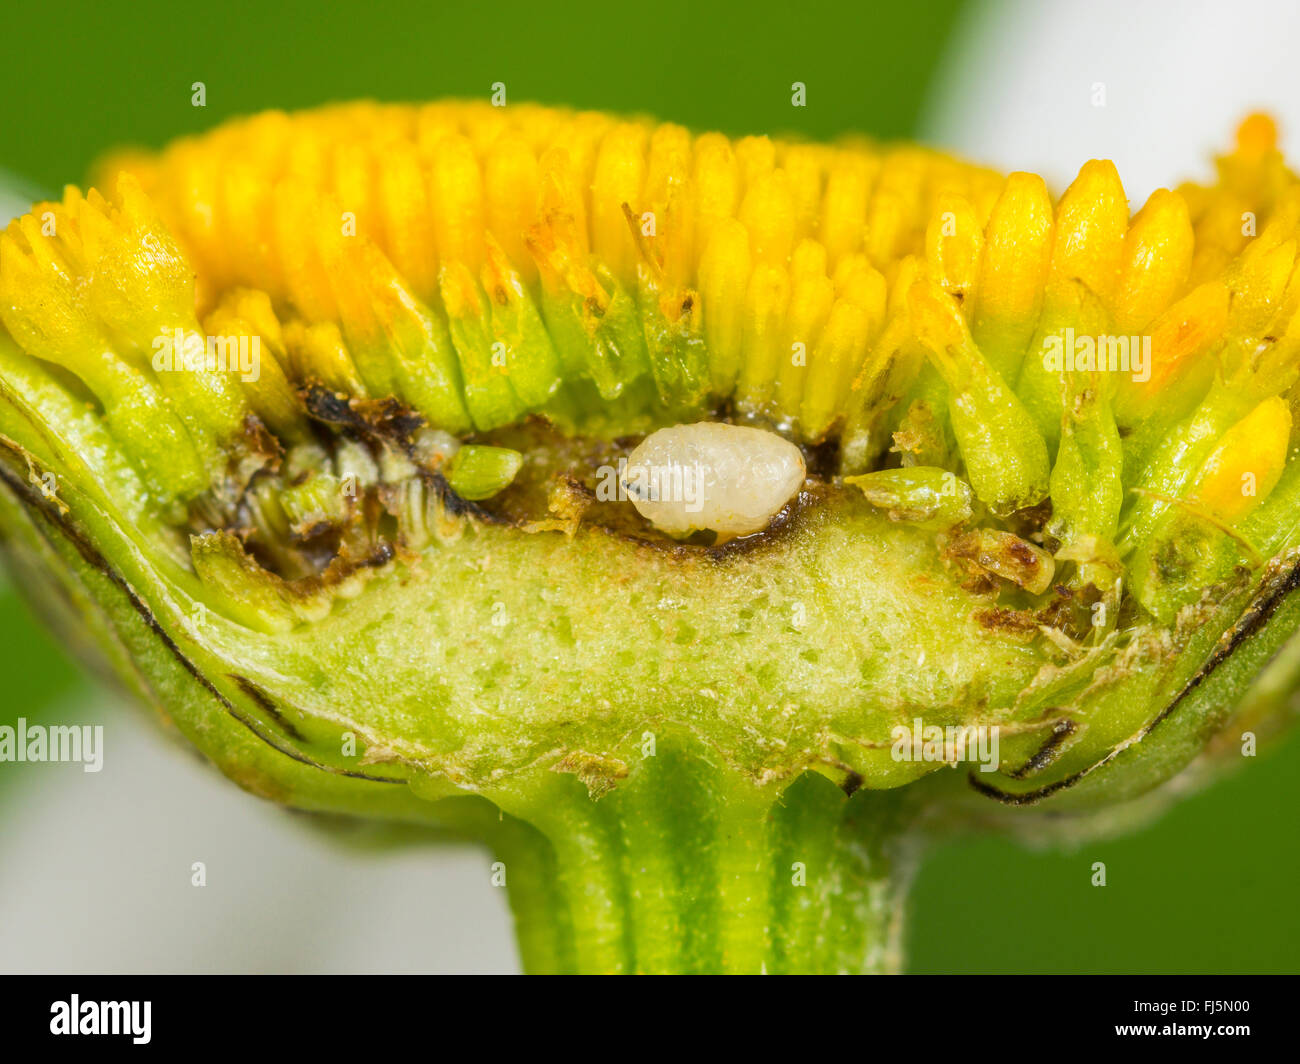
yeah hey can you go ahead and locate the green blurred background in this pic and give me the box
[1,0,1296,973]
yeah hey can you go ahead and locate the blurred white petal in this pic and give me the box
[0,168,42,225]
[0,692,516,973]
[925,0,1300,201]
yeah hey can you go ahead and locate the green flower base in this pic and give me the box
[457,747,916,974]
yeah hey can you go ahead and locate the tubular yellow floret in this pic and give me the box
[1014,160,1129,444]
[1112,280,1230,422]
[590,122,647,279]
[925,192,983,305]
[1224,231,1298,339]
[430,133,488,274]
[281,319,367,396]
[1049,159,1129,307]
[775,265,834,420]
[698,218,752,394]
[734,263,790,416]
[820,150,877,265]
[201,291,306,444]
[1113,188,1194,333]
[909,279,1049,514]
[739,170,797,267]
[484,134,541,285]
[971,172,1053,378]
[1194,395,1292,523]
[801,294,873,439]
[1236,112,1279,158]
[908,278,970,370]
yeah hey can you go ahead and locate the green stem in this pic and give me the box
[482,739,918,975]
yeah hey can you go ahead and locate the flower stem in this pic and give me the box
[481,741,918,974]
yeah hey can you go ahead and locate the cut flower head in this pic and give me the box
[2,102,1299,973]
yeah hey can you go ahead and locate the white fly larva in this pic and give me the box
[621,423,807,542]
